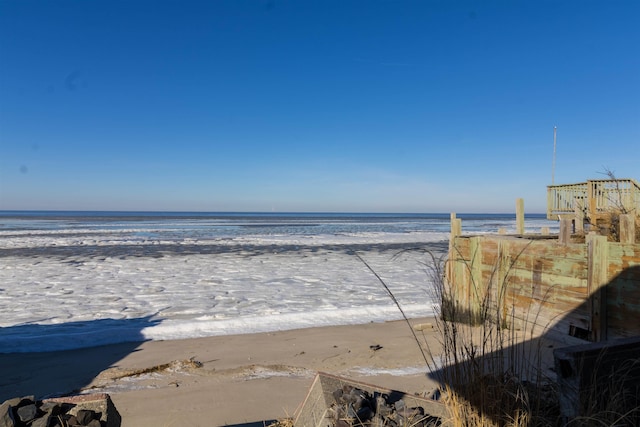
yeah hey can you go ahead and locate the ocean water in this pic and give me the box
[0,212,557,353]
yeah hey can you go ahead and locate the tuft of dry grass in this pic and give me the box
[421,248,557,426]
[359,245,640,426]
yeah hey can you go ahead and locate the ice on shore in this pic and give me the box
[0,233,447,353]
[0,213,557,353]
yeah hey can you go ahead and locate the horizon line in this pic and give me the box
[0,209,548,216]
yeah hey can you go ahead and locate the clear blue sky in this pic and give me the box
[1,1,638,213]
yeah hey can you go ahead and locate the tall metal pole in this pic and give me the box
[552,126,557,185]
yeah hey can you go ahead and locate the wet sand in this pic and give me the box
[1,317,443,427]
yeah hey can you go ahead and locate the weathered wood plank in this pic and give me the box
[446,232,640,341]
[619,213,635,244]
[587,234,608,342]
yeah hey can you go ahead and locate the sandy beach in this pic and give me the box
[0,317,442,427]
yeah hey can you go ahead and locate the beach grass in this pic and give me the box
[419,245,640,426]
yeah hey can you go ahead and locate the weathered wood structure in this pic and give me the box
[547,178,640,225]
[554,336,640,423]
[295,372,448,427]
[447,211,640,343]
[444,192,640,424]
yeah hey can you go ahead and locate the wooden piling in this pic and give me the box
[469,236,483,323]
[559,217,572,245]
[574,199,584,233]
[448,213,463,318]
[449,213,462,250]
[620,213,636,244]
[516,198,525,235]
[587,233,608,342]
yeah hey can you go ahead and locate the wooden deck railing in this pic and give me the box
[547,178,640,221]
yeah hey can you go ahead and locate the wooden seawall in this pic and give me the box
[446,214,640,343]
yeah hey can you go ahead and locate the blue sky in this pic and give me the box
[1,1,638,213]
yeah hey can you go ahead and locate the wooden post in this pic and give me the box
[588,181,598,224]
[447,213,463,320]
[541,227,550,235]
[497,240,511,328]
[619,213,635,244]
[587,233,608,342]
[469,236,483,324]
[498,227,506,235]
[574,198,584,233]
[449,213,462,252]
[559,217,572,245]
[516,198,525,235]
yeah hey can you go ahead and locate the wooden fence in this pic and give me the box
[446,224,640,342]
[547,178,640,223]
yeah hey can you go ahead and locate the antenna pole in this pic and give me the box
[552,126,557,185]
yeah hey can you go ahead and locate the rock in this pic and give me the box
[425,388,441,401]
[327,385,443,426]
[355,406,373,421]
[43,393,121,427]
[9,397,35,408]
[39,402,63,417]
[30,416,50,427]
[16,403,38,423]
[0,393,120,427]
[76,409,97,425]
[376,395,392,417]
[0,401,15,427]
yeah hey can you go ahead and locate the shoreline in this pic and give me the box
[0,317,442,427]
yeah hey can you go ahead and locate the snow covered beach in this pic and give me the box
[0,212,556,353]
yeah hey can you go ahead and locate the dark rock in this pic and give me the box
[16,404,38,423]
[423,415,441,426]
[16,397,36,408]
[327,385,442,427]
[86,420,102,427]
[346,404,356,419]
[375,396,391,417]
[49,420,62,427]
[31,415,51,427]
[424,388,441,401]
[398,405,424,418]
[76,409,97,425]
[353,395,368,411]
[355,406,373,421]
[39,402,63,418]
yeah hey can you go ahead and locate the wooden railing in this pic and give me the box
[547,179,640,221]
